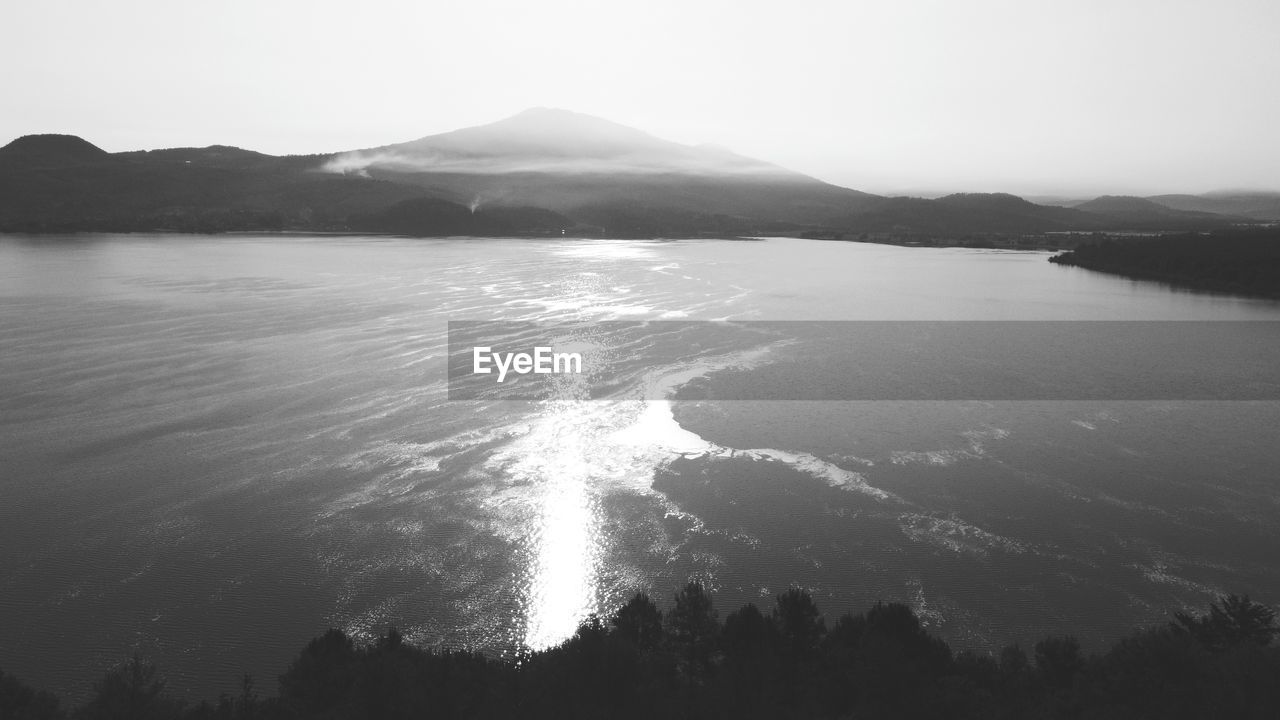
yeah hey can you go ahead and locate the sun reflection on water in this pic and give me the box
[523,457,601,649]
[496,391,697,650]
[485,342,785,651]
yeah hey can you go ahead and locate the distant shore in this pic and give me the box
[1047,228,1280,299]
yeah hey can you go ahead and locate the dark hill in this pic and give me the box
[1147,191,1280,222]
[936,192,1101,227]
[833,192,1104,234]
[1075,195,1234,228]
[114,145,285,171]
[0,138,428,233]
[828,192,1242,236]
[0,134,111,166]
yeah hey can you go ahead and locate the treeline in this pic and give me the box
[1049,227,1280,298]
[346,198,571,237]
[3,588,1278,719]
[0,208,291,235]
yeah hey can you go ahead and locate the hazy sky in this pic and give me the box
[4,0,1279,196]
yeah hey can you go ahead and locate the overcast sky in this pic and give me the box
[4,0,1278,196]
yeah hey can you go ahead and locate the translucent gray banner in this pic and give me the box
[446,321,1280,401]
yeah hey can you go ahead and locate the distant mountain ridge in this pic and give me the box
[1146,192,1280,222]
[0,110,1271,236]
[1073,195,1236,228]
[825,193,1101,235]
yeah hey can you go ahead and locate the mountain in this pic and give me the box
[1,111,1274,237]
[324,108,881,233]
[0,136,432,233]
[331,108,800,177]
[1074,195,1235,229]
[115,145,282,170]
[0,110,879,236]
[0,134,111,166]
[1146,192,1280,222]
[829,192,1105,235]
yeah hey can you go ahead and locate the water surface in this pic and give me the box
[1,234,1278,700]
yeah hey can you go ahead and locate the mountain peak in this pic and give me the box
[328,109,802,180]
[496,107,641,129]
[401,107,667,160]
[936,192,1034,209]
[507,106,610,123]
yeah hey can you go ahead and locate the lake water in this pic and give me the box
[2,234,1279,701]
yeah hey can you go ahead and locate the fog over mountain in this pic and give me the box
[325,108,795,178]
[319,108,879,231]
[1,109,1272,237]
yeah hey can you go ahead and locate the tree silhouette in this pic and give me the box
[665,581,719,693]
[853,602,952,717]
[76,653,171,720]
[666,583,718,653]
[0,668,62,720]
[276,628,358,718]
[1034,636,1083,689]
[1174,594,1279,650]
[611,592,663,651]
[772,588,825,658]
[722,603,775,661]
[770,589,824,711]
[720,603,780,716]
[6,589,1280,719]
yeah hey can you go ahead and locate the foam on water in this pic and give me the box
[898,513,1030,558]
[458,338,914,648]
[737,449,895,501]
